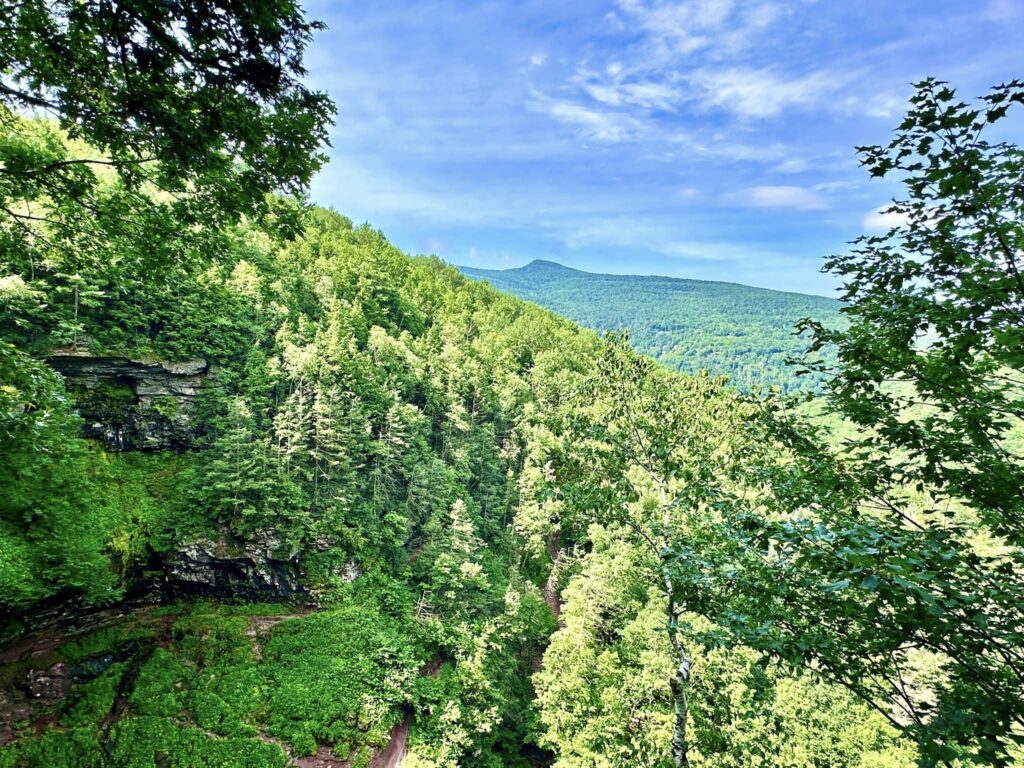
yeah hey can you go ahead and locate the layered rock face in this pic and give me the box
[47,350,213,451]
[163,537,307,601]
[42,352,330,603]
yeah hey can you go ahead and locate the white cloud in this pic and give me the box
[862,205,910,230]
[690,67,841,118]
[774,158,809,174]
[562,216,669,249]
[583,80,685,111]
[544,3,848,131]
[662,240,752,261]
[863,92,906,119]
[612,0,786,61]
[732,185,828,210]
[834,88,911,120]
[530,53,547,67]
[560,218,786,265]
[614,0,739,56]
[812,180,859,192]
[668,132,790,162]
[533,97,642,142]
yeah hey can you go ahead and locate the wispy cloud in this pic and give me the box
[560,217,792,266]
[731,185,829,210]
[774,158,810,174]
[301,0,1024,294]
[582,79,685,111]
[689,67,845,119]
[561,216,672,249]
[613,0,784,60]
[662,240,776,261]
[667,132,792,162]
[530,94,643,142]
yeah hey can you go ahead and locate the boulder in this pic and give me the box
[22,663,70,701]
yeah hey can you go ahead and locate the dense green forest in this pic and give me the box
[1,3,1023,767]
[0,204,914,767]
[459,261,843,393]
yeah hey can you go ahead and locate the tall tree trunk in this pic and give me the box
[544,528,563,622]
[663,568,691,768]
[669,641,692,768]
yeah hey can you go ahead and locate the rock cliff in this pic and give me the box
[41,352,332,605]
[163,536,307,601]
[47,350,214,451]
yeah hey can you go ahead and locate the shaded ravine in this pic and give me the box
[544,530,563,622]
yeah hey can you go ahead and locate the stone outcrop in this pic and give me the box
[22,663,70,701]
[47,349,214,450]
[163,536,308,601]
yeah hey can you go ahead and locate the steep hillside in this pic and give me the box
[0,205,912,767]
[459,260,843,392]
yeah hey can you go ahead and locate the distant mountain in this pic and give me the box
[459,260,842,392]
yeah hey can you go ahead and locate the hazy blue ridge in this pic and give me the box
[459,260,842,393]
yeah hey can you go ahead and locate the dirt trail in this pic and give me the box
[0,635,64,667]
[292,745,351,768]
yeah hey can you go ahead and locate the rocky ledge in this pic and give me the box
[163,535,361,602]
[163,538,307,601]
[47,349,215,451]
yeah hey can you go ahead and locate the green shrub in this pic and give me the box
[129,648,191,717]
[261,602,422,755]
[108,716,289,768]
[0,727,104,768]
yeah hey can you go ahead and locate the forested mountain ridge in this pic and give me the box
[459,260,843,392]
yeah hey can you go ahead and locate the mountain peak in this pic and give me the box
[520,259,575,272]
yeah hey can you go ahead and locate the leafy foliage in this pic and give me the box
[0,0,333,223]
[534,527,914,768]
[674,80,1024,766]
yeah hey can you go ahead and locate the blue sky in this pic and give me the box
[302,0,1024,295]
